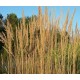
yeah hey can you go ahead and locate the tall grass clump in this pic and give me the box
[0,7,80,74]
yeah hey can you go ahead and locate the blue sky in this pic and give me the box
[0,6,80,30]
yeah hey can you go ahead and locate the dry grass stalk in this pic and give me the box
[0,7,79,74]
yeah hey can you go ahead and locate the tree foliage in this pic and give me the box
[0,13,3,20]
[7,13,18,27]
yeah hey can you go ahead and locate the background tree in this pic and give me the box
[7,13,18,31]
[0,13,3,26]
[0,13,3,20]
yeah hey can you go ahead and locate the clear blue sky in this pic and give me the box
[0,6,80,30]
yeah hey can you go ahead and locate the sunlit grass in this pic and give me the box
[0,7,80,74]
